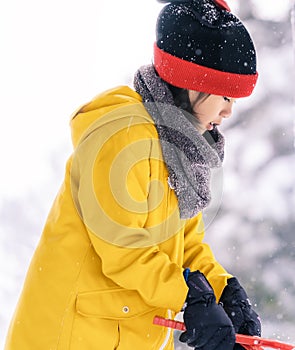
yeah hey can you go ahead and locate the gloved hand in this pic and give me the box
[179,270,235,350]
[219,277,262,350]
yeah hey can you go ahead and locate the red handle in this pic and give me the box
[153,316,295,350]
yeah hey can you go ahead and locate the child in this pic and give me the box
[5,1,261,349]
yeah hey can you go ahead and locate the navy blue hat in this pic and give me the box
[154,0,258,97]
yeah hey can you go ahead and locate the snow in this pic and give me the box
[1,0,295,348]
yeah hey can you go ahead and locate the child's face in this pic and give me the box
[189,91,236,134]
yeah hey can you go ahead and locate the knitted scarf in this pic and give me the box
[133,65,225,219]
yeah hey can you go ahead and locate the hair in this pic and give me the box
[167,83,218,142]
[167,83,210,114]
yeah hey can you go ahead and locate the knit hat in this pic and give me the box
[154,0,258,98]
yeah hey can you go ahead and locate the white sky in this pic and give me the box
[0,0,293,197]
[252,0,294,21]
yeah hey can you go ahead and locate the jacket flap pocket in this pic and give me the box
[76,288,153,320]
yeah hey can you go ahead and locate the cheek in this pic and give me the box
[197,114,211,124]
[197,105,218,120]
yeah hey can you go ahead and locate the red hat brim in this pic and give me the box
[154,44,258,98]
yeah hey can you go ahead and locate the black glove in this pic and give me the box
[219,277,262,350]
[179,270,235,350]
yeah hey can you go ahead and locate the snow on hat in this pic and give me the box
[154,0,258,98]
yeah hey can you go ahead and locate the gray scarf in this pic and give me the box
[133,65,225,219]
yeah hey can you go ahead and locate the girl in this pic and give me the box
[5,1,261,349]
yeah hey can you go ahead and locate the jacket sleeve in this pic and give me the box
[72,116,188,312]
[182,215,232,301]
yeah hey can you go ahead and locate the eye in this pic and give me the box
[223,96,231,102]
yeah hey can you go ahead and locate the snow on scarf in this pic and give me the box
[133,64,225,219]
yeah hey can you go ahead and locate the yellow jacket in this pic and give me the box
[5,86,231,350]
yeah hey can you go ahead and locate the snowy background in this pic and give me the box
[1,0,295,348]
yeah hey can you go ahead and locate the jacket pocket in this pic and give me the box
[75,288,154,320]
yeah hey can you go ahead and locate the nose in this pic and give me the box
[220,103,233,119]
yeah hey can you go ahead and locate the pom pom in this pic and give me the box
[213,0,231,12]
[157,0,191,3]
[156,0,230,12]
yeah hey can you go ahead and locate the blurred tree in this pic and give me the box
[175,1,295,348]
